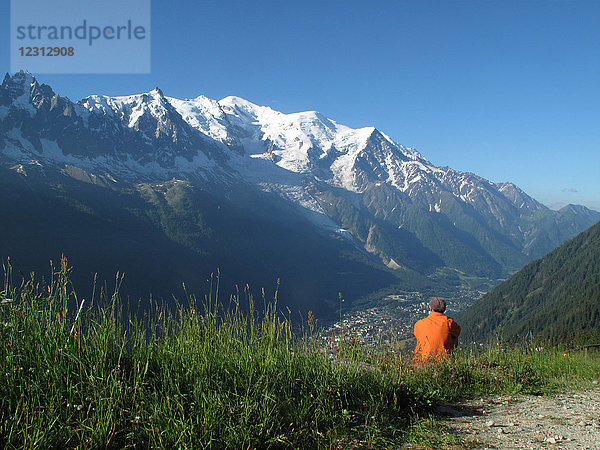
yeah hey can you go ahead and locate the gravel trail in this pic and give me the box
[437,386,600,449]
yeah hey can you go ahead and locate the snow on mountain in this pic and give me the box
[167,95,238,149]
[1,71,529,218]
[0,72,552,224]
[168,94,432,195]
[2,71,599,275]
[1,71,37,116]
[163,93,482,231]
[496,182,544,211]
[81,87,192,143]
[166,92,526,227]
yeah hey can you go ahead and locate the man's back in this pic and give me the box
[414,311,461,365]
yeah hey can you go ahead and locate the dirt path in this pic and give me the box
[437,386,600,449]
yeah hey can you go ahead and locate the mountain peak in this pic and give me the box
[149,87,165,98]
[218,96,269,118]
[497,181,543,211]
[4,70,36,86]
[1,71,40,112]
[219,95,256,106]
[2,70,36,94]
[559,204,597,215]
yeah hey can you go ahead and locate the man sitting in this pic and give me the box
[413,297,461,366]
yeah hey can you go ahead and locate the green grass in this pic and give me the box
[1,258,600,448]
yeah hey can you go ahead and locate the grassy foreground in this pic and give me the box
[1,259,599,448]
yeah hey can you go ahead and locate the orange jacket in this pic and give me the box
[413,311,461,365]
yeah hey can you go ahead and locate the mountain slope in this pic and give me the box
[1,70,599,317]
[0,163,411,317]
[458,220,600,343]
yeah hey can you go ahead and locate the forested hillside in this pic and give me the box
[459,221,600,343]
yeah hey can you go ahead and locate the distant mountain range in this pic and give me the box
[1,70,598,318]
[458,220,600,344]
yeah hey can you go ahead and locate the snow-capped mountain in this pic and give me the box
[1,70,598,282]
[168,92,432,194]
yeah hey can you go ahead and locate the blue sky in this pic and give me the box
[1,0,599,210]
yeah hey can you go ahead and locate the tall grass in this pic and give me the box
[0,259,424,448]
[1,258,599,448]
